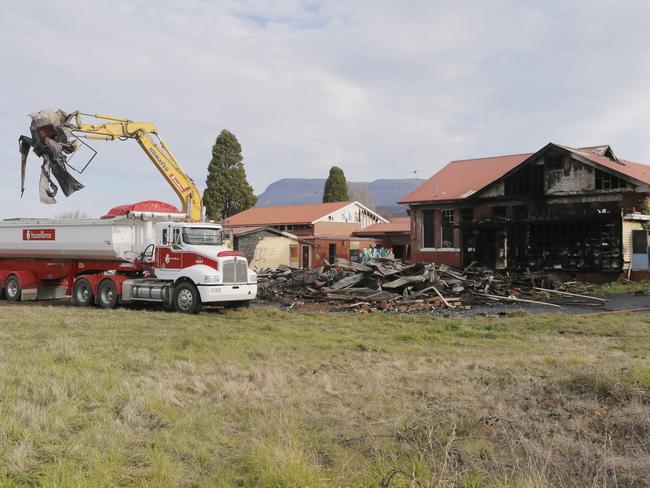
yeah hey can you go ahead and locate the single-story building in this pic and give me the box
[224,201,388,268]
[227,226,314,270]
[400,143,650,276]
[353,217,411,260]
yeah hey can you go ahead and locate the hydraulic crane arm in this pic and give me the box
[67,112,203,221]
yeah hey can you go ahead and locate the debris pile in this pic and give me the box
[257,258,605,313]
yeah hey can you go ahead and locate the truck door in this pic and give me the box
[157,226,183,269]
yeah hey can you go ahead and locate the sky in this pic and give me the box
[2,0,650,218]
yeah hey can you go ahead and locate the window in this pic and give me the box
[422,209,435,248]
[595,169,628,190]
[349,249,360,262]
[460,208,473,222]
[492,206,507,218]
[182,227,224,246]
[172,228,182,248]
[441,209,454,248]
[162,228,168,245]
[632,230,648,254]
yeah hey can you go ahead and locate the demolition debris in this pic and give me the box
[257,258,605,313]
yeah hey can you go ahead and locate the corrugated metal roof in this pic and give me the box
[400,144,650,204]
[224,201,352,226]
[354,217,410,235]
[400,153,531,204]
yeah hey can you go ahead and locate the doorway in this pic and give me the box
[301,245,311,269]
[328,243,336,265]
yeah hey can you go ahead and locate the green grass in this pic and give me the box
[0,304,648,487]
[580,279,650,296]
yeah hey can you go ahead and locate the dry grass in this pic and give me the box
[0,303,648,487]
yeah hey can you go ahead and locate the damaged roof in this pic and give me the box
[400,143,650,204]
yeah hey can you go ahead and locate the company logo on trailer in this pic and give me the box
[22,229,56,241]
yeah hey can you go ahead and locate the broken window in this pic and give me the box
[595,168,628,190]
[546,152,566,170]
[513,205,528,220]
[504,161,544,195]
[441,209,454,248]
[422,209,435,248]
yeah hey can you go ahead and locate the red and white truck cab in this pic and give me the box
[149,221,257,307]
[0,207,257,314]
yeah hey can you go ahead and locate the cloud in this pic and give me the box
[1,0,650,218]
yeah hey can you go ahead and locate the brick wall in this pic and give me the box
[410,206,462,266]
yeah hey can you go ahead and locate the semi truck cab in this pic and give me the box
[152,222,257,307]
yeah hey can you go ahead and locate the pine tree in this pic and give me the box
[322,166,349,203]
[203,129,257,220]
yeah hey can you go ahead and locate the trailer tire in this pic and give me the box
[173,282,202,314]
[97,280,118,309]
[5,276,21,301]
[72,279,94,307]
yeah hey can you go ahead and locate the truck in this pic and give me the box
[1,110,257,313]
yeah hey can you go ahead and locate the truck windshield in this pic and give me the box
[182,227,223,246]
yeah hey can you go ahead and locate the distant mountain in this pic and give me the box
[256,178,425,217]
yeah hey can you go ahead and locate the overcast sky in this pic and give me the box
[2,0,650,218]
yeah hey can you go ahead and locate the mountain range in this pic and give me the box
[256,178,426,217]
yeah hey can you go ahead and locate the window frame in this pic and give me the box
[421,209,435,249]
[440,209,454,248]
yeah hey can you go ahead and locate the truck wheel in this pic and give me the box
[173,282,202,314]
[5,276,21,301]
[97,280,118,309]
[72,279,93,307]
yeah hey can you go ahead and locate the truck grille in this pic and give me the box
[223,258,248,283]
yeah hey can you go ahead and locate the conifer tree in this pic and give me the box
[203,130,256,219]
[322,166,349,203]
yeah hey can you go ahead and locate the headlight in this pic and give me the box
[249,274,257,283]
[203,275,220,284]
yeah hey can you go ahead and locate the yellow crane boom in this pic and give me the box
[69,112,203,221]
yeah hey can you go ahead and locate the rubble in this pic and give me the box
[256,257,605,313]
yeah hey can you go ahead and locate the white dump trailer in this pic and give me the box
[0,210,257,313]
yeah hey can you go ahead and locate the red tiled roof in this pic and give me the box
[354,217,411,236]
[400,144,650,204]
[224,201,352,226]
[400,153,531,204]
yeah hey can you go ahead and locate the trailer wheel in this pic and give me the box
[5,276,21,301]
[173,282,202,314]
[72,279,93,307]
[97,280,118,309]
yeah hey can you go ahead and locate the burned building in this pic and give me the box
[401,143,650,276]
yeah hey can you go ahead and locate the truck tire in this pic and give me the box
[97,280,118,309]
[72,279,93,307]
[5,276,21,301]
[173,282,202,314]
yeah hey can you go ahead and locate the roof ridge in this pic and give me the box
[448,152,533,164]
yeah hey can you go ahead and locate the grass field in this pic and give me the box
[0,304,648,487]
